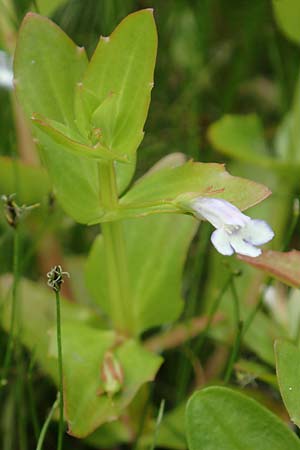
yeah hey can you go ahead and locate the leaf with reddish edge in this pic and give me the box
[238,250,300,288]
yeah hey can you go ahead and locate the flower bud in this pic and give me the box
[99,351,124,396]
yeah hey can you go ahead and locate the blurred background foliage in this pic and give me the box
[1,1,300,449]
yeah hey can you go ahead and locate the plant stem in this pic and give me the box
[149,399,165,450]
[27,351,40,440]
[194,275,232,354]
[36,396,59,450]
[223,321,243,384]
[98,161,133,334]
[223,278,242,384]
[1,227,20,387]
[55,290,64,450]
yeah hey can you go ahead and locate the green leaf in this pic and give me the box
[0,276,162,437]
[186,387,300,450]
[81,9,157,157]
[34,127,103,224]
[36,0,67,16]
[32,113,129,162]
[272,0,300,45]
[208,114,272,166]
[0,276,97,375]
[209,112,300,175]
[91,92,144,157]
[14,13,137,224]
[86,213,198,335]
[14,12,88,128]
[275,339,300,427]
[235,359,278,388]
[34,125,135,224]
[49,323,162,437]
[238,250,300,288]
[115,161,271,219]
[0,156,50,205]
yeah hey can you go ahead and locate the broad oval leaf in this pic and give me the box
[275,339,300,427]
[186,387,300,450]
[120,161,271,211]
[208,114,271,166]
[53,324,162,437]
[86,213,198,335]
[14,12,88,127]
[272,0,300,45]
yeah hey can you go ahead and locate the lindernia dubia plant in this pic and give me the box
[4,6,297,450]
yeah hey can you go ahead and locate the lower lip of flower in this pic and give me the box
[224,224,241,235]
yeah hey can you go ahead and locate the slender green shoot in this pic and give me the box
[194,274,233,354]
[150,399,165,450]
[55,289,64,450]
[223,278,242,383]
[27,350,40,440]
[36,395,60,450]
[282,198,299,251]
[224,321,243,384]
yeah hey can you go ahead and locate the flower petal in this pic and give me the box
[241,219,274,245]
[211,228,234,256]
[192,198,250,229]
[229,234,261,257]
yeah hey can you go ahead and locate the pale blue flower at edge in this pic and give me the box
[191,197,274,257]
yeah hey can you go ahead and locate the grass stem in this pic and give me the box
[36,396,59,450]
[55,290,64,450]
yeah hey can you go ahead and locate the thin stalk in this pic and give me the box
[36,396,59,450]
[132,386,153,450]
[230,278,240,330]
[27,352,40,440]
[223,278,242,384]
[185,223,210,319]
[16,347,28,450]
[55,290,64,450]
[242,295,264,336]
[149,399,165,450]
[194,275,232,354]
[1,227,20,387]
[223,321,243,384]
[98,161,134,334]
[175,274,232,403]
[282,198,299,251]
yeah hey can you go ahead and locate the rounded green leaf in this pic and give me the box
[186,387,300,450]
[86,214,197,335]
[275,339,300,427]
[14,12,88,127]
[272,0,300,45]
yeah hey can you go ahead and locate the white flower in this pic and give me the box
[191,197,274,257]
